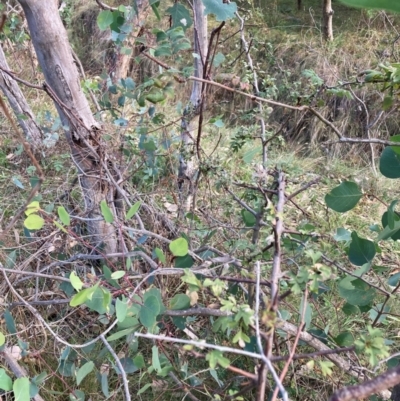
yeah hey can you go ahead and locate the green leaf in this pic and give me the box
[70,389,85,401]
[70,272,83,291]
[133,354,145,369]
[241,210,256,227]
[85,287,111,314]
[138,383,152,395]
[206,350,230,369]
[325,181,362,212]
[388,272,400,286]
[145,88,166,104]
[334,228,351,242]
[54,220,68,233]
[319,360,334,376]
[116,297,129,323]
[97,10,114,30]
[169,237,189,257]
[342,302,359,315]
[70,283,99,307]
[58,206,70,226]
[13,377,30,401]
[335,331,354,346]
[100,200,114,223]
[166,3,193,30]
[169,294,190,310]
[106,327,135,342]
[202,0,238,21]
[76,361,94,385]
[154,247,166,263]
[0,369,12,391]
[25,201,40,215]
[24,214,44,230]
[348,232,376,266]
[378,213,400,241]
[111,271,126,280]
[339,0,400,13]
[12,176,24,189]
[4,309,17,334]
[387,200,398,229]
[380,147,400,178]
[125,201,141,220]
[0,331,4,347]
[100,373,109,398]
[144,288,166,313]
[139,295,161,328]
[339,277,376,306]
[118,357,140,374]
[175,255,194,268]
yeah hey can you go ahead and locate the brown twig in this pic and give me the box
[329,366,400,401]
[271,288,308,401]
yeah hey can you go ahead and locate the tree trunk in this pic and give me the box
[322,0,334,41]
[113,0,149,82]
[297,0,302,11]
[179,0,207,212]
[18,0,120,254]
[0,44,42,148]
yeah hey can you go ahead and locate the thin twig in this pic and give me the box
[100,334,131,401]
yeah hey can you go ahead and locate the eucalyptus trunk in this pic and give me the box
[114,0,149,81]
[322,0,334,41]
[18,0,120,254]
[179,0,207,211]
[0,44,42,148]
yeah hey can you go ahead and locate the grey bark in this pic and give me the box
[113,0,149,82]
[18,0,119,254]
[322,0,334,41]
[179,0,207,212]
[0,45,42,148]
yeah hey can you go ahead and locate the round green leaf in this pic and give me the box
[342,303,359,315]
[348,232,376,266]
[0,369,12,391]
[24,214,45,230]
[241,210,256,227]
[175,255,194,268]
[13,377,30,401]
[339,277,376,306]
[169,237,189,257]
[169,294,190,310]
[97,10,114,30]
[335,331,354,347]
[139,295,160,328]
[380,147,400,178]
[325,181,362,213]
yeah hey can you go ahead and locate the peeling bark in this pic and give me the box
[179,0,207,212]
[0,44,42,148]
[18,0,120,254]
[113,0,149,82]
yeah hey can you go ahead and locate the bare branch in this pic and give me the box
[329,366,400,401]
